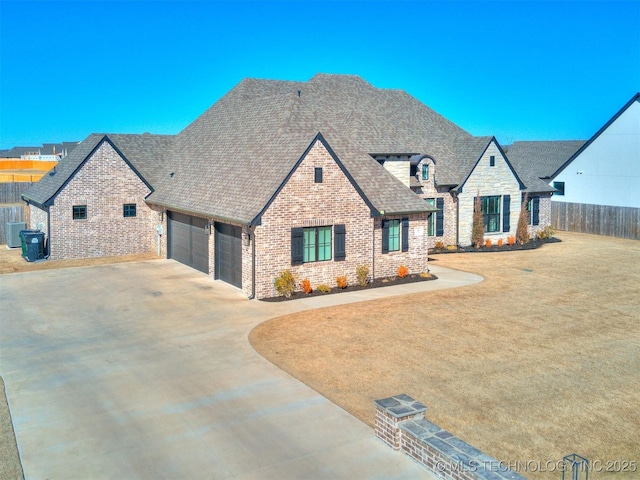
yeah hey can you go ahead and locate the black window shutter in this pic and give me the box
[532,197,540,225]
[503,195,511,232]
[291,227,303,265]
[435,198,444,237]
[401,218,409,252]
[334,224,346,260]
[381,220,389,254]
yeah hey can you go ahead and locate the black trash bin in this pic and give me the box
[19,230,40,257]
[22,231,45,262]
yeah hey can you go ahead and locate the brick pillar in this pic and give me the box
[374,394,426,450]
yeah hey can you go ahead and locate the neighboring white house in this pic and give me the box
[550,93,640,208]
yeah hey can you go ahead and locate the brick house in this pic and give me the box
[23,74,553,298]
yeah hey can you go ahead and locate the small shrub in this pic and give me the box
[485,238,492,248]
[537,225,555,240]
[497,238,504,247]
[446,245,458,251]
[274,269,296,298]
[316,284,331,293]
[516,193,530,245]
[507,235,516,246]
[397,265,409,278]
[356,265,369,287]
[434,240,445,249]
[301,278,312,294]
[419,271,432,278]
[472,193,485,248]
[336,275,348,289]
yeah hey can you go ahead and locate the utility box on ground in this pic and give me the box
[6,222,26,248]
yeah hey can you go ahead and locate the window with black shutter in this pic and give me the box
[401,218,409,252]
[314,167,323,183]
[334,224,346,260]
[381,220,389,253]
[436,198,444,237]
[291,227,304,265]
[502,195,510,232]
[526,196,540,225]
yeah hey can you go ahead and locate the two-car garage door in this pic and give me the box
[167,211,242,288]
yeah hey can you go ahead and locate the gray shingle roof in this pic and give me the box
[441,135,494,186]
[22,134,173,207]
[147,74,475,222]
[506,141,585,179]
[506,140,585,193]
[22,134,104,206]
[24,74,556,221]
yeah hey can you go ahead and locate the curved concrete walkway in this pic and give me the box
[0,260,481,479]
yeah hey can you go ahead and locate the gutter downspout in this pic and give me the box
[45,204,51,259]
[248,226,256,300]
[371,218,376,281]
[454,192,459,247]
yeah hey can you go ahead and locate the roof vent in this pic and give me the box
[297,90,301,97]
[169,172,174,177]
[49,166,57,176]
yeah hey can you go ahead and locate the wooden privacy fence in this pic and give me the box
[0,182,34,203]
[552,202,640,240]
[0,182,32,244]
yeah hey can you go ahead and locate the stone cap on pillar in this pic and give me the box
[374,394,427,418]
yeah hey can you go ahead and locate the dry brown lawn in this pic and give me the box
[0,376,23,480]
[250,232,640,479]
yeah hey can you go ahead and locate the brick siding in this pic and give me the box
[418,157,457,246]
[28,205,48,237]
[254,140,374,299]
[375,394,525,480]
[41,141,154,260]
[529,193,552,237]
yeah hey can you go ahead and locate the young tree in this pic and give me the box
[516,193,530,245]
[472,193,485,248]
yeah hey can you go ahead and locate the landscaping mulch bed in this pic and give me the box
[260,273,438,302]
[429,236,561,254]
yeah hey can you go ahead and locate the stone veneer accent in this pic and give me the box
[35,141,155,260]
[457,142,522,246]
[375,394,526,480]
[383,160,411,188]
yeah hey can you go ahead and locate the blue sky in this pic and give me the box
[1,0,638,149]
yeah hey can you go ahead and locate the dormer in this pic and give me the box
[415,155,435,187]
[371,153,419,188]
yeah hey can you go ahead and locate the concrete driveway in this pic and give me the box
[0,259,480,479]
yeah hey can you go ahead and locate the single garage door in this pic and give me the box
[215,222,242,289]
[167,211,209,274]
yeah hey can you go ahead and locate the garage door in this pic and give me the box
[215,222,242,288]
[167,211,209,274]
